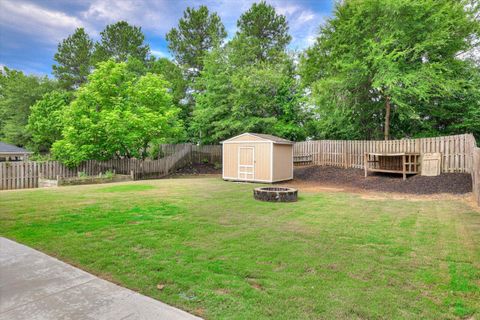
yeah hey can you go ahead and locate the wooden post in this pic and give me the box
[402,154,406,180]
[364,153,368,178]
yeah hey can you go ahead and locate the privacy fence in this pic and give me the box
[0,144,221,190]
[293,133,476,173]
[294,133,480,206]
[1,134,479,206]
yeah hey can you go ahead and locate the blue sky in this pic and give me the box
[0,0,334,76]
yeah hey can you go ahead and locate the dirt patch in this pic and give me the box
[293,166,472,195]
[172,163,221,176]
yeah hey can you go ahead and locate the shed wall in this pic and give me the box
[272,144,293,181]
[222,142,272,181]
[255,143,271,181]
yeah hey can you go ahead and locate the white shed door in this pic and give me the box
[238,147,255,180]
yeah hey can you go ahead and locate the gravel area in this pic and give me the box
[173,163,221,175]
[294,166,472,195]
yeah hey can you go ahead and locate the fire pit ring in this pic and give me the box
[253,187,298,202]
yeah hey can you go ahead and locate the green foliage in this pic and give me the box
[0,67,57,147]
[150,58,188,120]
[52,28,93,90]
[166,6,226,78]
[190,2,306,144]
[93,21,150,64]
[102,170,114,179]
[229,1,291,65]
[52,60,183,167]
[78,171,87,178]
[300,0,480,140]
[27,90,71,153]
[192,48,307,144]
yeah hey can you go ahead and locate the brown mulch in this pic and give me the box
[293,166,472,195]
[173,163,221,175]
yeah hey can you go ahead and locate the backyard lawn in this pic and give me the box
[1,177,479,319]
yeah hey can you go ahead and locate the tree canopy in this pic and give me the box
[192,2,307,144]
[0,68,57,147]
[166,6,226,78]
[229,1,291,65]
[300,0,480,140]
[51,60,183,166]
[27,90,71,153]
[93,21,150,64]
[52,28,93,90]
[2,0,479,161]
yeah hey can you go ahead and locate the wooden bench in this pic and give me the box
[364,152,420,180]
[293,154,313,166]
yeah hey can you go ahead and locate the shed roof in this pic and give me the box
[222,133,294,144]
[0,142,32,154]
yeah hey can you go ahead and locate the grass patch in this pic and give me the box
[1,178,479,319]
[97,184,155,192]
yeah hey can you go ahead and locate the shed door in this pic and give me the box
[238,147,255,180]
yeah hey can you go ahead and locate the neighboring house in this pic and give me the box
[0,142,33,162]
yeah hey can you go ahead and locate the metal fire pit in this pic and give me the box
[253,187,298,202]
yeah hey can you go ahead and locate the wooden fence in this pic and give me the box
[293,133,476,173]
[0,144,221,190]
[472,147,480,206]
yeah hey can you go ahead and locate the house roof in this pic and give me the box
[0,142,33,154]
[222,133,294,144]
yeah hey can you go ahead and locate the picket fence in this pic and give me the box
[293,133,476,173]
[0,144,221,190]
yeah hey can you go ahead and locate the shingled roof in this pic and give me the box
[222,133,294,144]
[0,142,32,154]
[247,133,294,144]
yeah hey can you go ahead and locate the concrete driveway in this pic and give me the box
[0,237,201,320]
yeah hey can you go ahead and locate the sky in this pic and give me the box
[0,0,334,76]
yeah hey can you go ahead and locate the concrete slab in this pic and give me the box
[0,237,201,320]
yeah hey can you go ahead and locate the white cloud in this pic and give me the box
[151,49,169,58]
[0,0,95,43]
[273,3,325,49]
[82,0,182,37]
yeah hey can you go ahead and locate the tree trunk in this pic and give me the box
[384,96,391,140]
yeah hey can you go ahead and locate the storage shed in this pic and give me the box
[221,133,294,183]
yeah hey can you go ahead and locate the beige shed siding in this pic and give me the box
[223,133,293,183]
[223,143,238,178]
[272,144,293,181]
[222,142,272,181]
[254,143,271,181]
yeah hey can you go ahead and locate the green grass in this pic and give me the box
[1,177,479,319]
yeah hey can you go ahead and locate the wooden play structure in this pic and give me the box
[364,152,420,180]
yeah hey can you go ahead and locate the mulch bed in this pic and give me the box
[294,166,472,195]
[173,163,221,175]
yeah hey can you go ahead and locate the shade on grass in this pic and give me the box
[1,178,479,319]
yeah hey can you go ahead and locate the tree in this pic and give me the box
[0,68,57,147]
[150,58,188,117]
[191,2,306,144]
[51,60,183,167]
[192,49,307,144]
[93,21,150,64]
[52,28,93,90]
[27,91,71,153]
[166,6,226,79]
[300,0,480,140]
[229,1,291,65]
